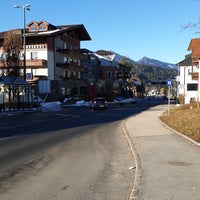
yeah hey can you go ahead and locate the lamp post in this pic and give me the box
[14,4,30,80]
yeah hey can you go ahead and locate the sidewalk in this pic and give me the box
[125,104,200,200]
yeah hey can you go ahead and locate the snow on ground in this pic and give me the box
[38,98,138,112]
[39,102,63,112]
[0,97,144,114]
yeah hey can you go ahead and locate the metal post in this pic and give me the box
[23,7,26,80]
[168,86,170,115]
[14,4,30,80]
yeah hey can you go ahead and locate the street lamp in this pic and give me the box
[14,4,30,80]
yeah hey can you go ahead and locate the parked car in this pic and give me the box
[91,97,108,110]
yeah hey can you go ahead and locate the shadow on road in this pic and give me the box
[0,99,169,139]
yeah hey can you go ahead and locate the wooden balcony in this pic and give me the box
[192,57,200,66]
[26,59,47,68]
[191,72,199,81]
[0,59,47,68]
[56,48,83,59]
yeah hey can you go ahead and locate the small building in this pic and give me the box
[0,76,31,111]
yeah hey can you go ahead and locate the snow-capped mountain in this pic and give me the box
[109,51,136,64]
[95,50,135,66]
[94,50,177,71]
[137,57,177,70]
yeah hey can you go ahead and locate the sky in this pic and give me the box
[1,0,200,64]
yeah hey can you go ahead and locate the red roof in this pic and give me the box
[188,38,200,57]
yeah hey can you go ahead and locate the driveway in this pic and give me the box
[125,104,200,200]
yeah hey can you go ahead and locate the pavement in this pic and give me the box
[125,104,200,200]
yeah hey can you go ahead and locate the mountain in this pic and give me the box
[94,50,177,82]
[95,50,135,66]
[109,51,136,64]
[137,56,177,71]
[95,50,177,71]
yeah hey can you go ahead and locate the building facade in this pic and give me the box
[0,20,91,100]
[178,55,198,104]
[178,38,200,104]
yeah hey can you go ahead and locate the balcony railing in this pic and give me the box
[26,59,47,68]
[191,72,199,81]
[192,57,200,66]
[56,61,83,71]
[0,59,47,68]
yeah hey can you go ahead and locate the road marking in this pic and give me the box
[60,115,80,121]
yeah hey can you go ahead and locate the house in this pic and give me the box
[0,20,91,100]
[177,55,198,104]
[178,38,200,104]
[80,49,117,98]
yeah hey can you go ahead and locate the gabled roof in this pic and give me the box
[27,20,38,27]
[188,38,200,57]
[58,24,91,41]
[38,20,49,26]
[178,55,192,66]
[0,21,91,41]
[26,23,91,41]
[27,20,57,31]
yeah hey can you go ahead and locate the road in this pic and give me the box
[0,102,154,200]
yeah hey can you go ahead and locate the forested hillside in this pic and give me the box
[132,63,177,82]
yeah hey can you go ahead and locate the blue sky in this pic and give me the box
[1,0,200,63]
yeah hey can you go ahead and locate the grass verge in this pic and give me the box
[160,103,200,143]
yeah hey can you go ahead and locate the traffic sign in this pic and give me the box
[167,80,172,87]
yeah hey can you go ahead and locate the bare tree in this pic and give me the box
[2,30,22,77]
[180,19,200,34]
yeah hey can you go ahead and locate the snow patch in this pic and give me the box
[40,102,63,112]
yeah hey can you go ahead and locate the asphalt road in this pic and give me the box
[0,103,153,200]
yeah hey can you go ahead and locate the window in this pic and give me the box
[30,27,38,32]
[29,23,38,32]
[107,71,112,80]
[187,83,198,91]
[31,52,38,60]
[39,25,47,31]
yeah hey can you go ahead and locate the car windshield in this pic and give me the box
[96,98,105,101]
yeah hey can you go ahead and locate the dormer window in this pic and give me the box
[39,25,47,31]
[38,22,47,31]
[29,22,38,32]
[27,20,49,32]
[30,26,38,32]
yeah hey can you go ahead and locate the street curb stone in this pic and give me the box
[123,118,142,200]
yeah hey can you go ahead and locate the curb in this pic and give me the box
[158,117,200,147]
[123,117,143,200]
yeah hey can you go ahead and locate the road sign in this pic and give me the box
[167,80,172,87]
[38,79,51,94]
